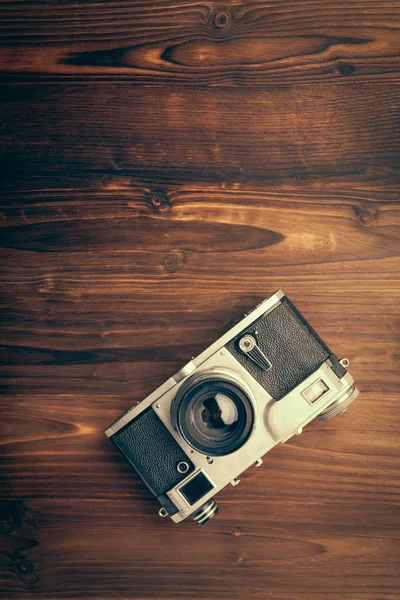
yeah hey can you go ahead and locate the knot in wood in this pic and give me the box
[212,11,230,29]
[164,250,184,273]
[359,209,375,225]
[150,190,169,210]
[14,558,39,584]
[337,63,356,76]
[15,559,33,575]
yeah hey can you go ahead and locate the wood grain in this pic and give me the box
[1,83,399,191]
[1,1,400,599]
[1,1,400,84]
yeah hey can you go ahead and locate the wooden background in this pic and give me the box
[1,1,399,598]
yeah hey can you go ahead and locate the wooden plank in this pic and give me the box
[1,484,400,599]
[1,84,399,188]
[1,1,400,83]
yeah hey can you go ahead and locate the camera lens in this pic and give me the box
[194,393,239,438]
[171,370,254,456]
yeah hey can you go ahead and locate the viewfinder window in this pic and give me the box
[179,472,214,505]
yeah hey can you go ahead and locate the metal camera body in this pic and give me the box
[106,291,359,525]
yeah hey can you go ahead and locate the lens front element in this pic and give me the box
[195,392,239,438]
[172,370,254,456]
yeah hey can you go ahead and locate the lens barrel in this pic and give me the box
[171,369,255,457]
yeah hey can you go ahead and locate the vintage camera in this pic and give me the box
[106,291,359,525]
